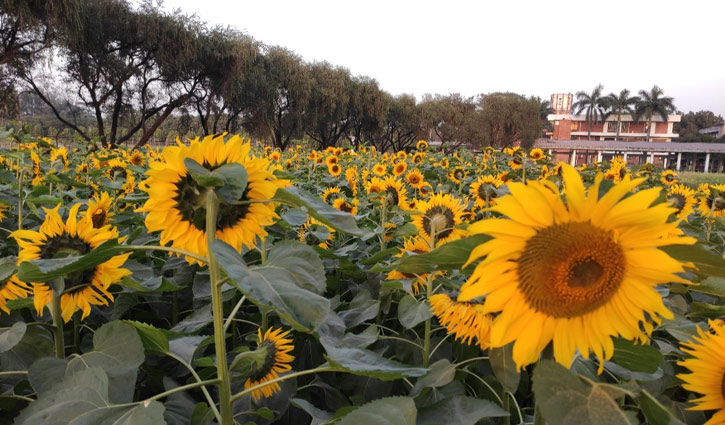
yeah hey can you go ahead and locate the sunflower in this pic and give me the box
[458,164,695,371]
[365,177,385,195]
[0,203,9,222]
[393,161,407,177]
[50,147,69,172]
[328,162,342,177]
[373,163,387,176]
[450,167,466,183]
[299,217,335,249]
[430,293,493,350]
[332,197,358,216]
[345,167,358,183]
[406,169,425,189]
[269,151,281,162]
[138,134,287,264]
[11,203,131,322]
[85,192,114,228]
[129,151,145,167]
[508,155,524,170]
[381,177,408,209]
[244,327,295,402]
[439,158,449,169]
[396,151,407,160]
[667,184,696,220]
[412,193,465,246]
[529,148,545,161]
[412,152,425,164]
[325,155,339,167]
[469,174,504,209]
[321,187,343,203]
[386,236,434,294]
[699,184,725,218]
[418,182,433,198]
[0,275,31,314]
[416,140,429,150]
[307,151,318,161]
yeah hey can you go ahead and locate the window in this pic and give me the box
[620,122,629,132]
[607,122,619,132]
[571,122,579,131]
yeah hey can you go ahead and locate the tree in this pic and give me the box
[478,92,541,149]
[676,110,724,139]
[345,76,388,147]
[377,93,424,152]
[305,62,355,149]
[419,93,478,151]
[605,89,638,141]
[634,85,675,143]
[572,84,609,140]
[532,96,554,131]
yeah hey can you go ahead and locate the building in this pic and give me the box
[547,93,681,142]
[699,124,725,138]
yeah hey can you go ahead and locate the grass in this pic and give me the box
[678,172,725,186]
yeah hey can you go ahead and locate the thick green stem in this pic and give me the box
[533,344,554,425]
[50,290,65,359]
[206,192,233,425]
[379,198,387,252]
[503,393,511,425]
[422,227,438,368]
[17,169,23,230]
[123,245,208,264]
[260,306,269,335]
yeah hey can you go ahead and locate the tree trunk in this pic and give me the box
[615,113,621,142]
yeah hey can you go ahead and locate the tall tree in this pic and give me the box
[419,93,477,150]
[605,89,638,141]
[634,85,675,142]
[478,92,541,149]
[377,93,424,152]
[305,62,355,148]
[572,84,609,140]
[345,76,387,147]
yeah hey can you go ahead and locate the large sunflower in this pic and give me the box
[244,327,295,402]
[11,204,131,322]
[85,192,114,229]
[381,177,408,210]
[677,320,725,425]
[458,164,694,370]
[139,134,287,264]
[412,193,465,246]
[429,292,493,350]
[0,275,31,314]
[469,174,504,209]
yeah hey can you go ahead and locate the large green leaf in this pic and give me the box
[0,321,26,353]
[636,390,685,425]
[320,336,427,380]
[398,295,433,329]
[213,241,330,331]
[662,243,725,278]
[17,239,122,283]
[337,396,416,425]
[125,321,170,355]
[265,241,326,294]
[212,163,248,204]
[338,290,379,328]
[417,396,509,425]
[16,367,166,425]
[489,344,520,393]
[610,338,664,373]
[410,359,455,397]
[183,158,223,188]
[291,398,334,425]
[0,255,17,282]
[533,360,636,425]
[688,277,725,298]
[386,234,491,274]
[65,321,145,404]
[273,186,364,236]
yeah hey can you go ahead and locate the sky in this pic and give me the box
[161,0,725,116]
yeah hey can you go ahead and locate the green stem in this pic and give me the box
[533,344,554,425]
[17,169,23,230]
[167,352,222,422]
[230,366,343,403]
[503,392,511,425]
[422,227,437,368]
[0,370,29,377]
[114,379,221,409]
[206,192,233,425]
[50,290,65,359]
[260,306,269,335]
[223,295,246,333]
[73,314,80,353]
[379,198,387,252]
[123,245,208,264]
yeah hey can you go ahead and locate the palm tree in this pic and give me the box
[605,89,639,142]
[634,85,675,142]
[572,84,609,140]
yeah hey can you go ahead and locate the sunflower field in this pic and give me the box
[0,132,724,425]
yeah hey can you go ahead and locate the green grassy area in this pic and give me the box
[678,171,725,186]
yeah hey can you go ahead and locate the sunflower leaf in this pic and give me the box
[184,158,224,188]
[17,239,122,283]
[0,321,27,353]
[0,255,17,282]
[489,343,521,393]
[272,186,365,236]
[336,396,416,425]
[416,396,509,425]
[385,234,491,274]
[212,163,248,204]
[397,295,432,329]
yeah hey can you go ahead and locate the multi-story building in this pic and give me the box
[547,93,681,142]
[699,124,725,138]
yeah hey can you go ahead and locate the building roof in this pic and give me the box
[534,139,725,153]
[547,114,681,123]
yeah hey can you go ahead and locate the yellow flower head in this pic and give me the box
[430,293,493,350]
[244,328,295,402]
[412,193,465,246]
[459,164,695,371]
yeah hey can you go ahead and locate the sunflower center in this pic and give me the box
[339,201,354,213]
[409,175,420,185]
[706,192,725,212]
[91,210,107,228]
[110,166,127,180]
[667,193,686,215]
[665,173,675,182]
[423,206,455,240]
[40,233,96,293]
[385,187,399,206]
[516,222,625,318]
[249,340,278,381]
[173,171,251,231]
[454,170,464,179]
[477,184,497,202]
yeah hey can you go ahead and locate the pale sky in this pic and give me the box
[162,0,725,116]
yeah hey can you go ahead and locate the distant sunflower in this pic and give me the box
[677,320,725,425]
[321,187,343,203]
[459,164,695,371]
[508,155,524,170]
[365,177,385,195]
[332,197,358,216]
[430,292,493,350]
[450,167,466,183]
[386,236,434,294]
[667,184,696,220]
[0,275,31,314]
[396,151,407,160]
[484,146,495,156]
[418,182,433,198]
[11,203,131,322]
[699,184,725,218]
[381,177,408,209]
[269,151,281,162]
[328,162,342,177]
[393,161,407,177]
[439,158,449,169]
[412,193,465,246]
[373,163,387,176]
[412,152,425,164]
[85,192,114,228]
[0,203,9,222]
[406,169,425,189]
[138,134,288,264]
[129,151,145,167]
[299,217,335,249]
[416,140,429,150]
[470,175,504,209]
[50,147,69,172]
[529,148,545,161]
[325,155,339,168]
[244,328,295,402]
